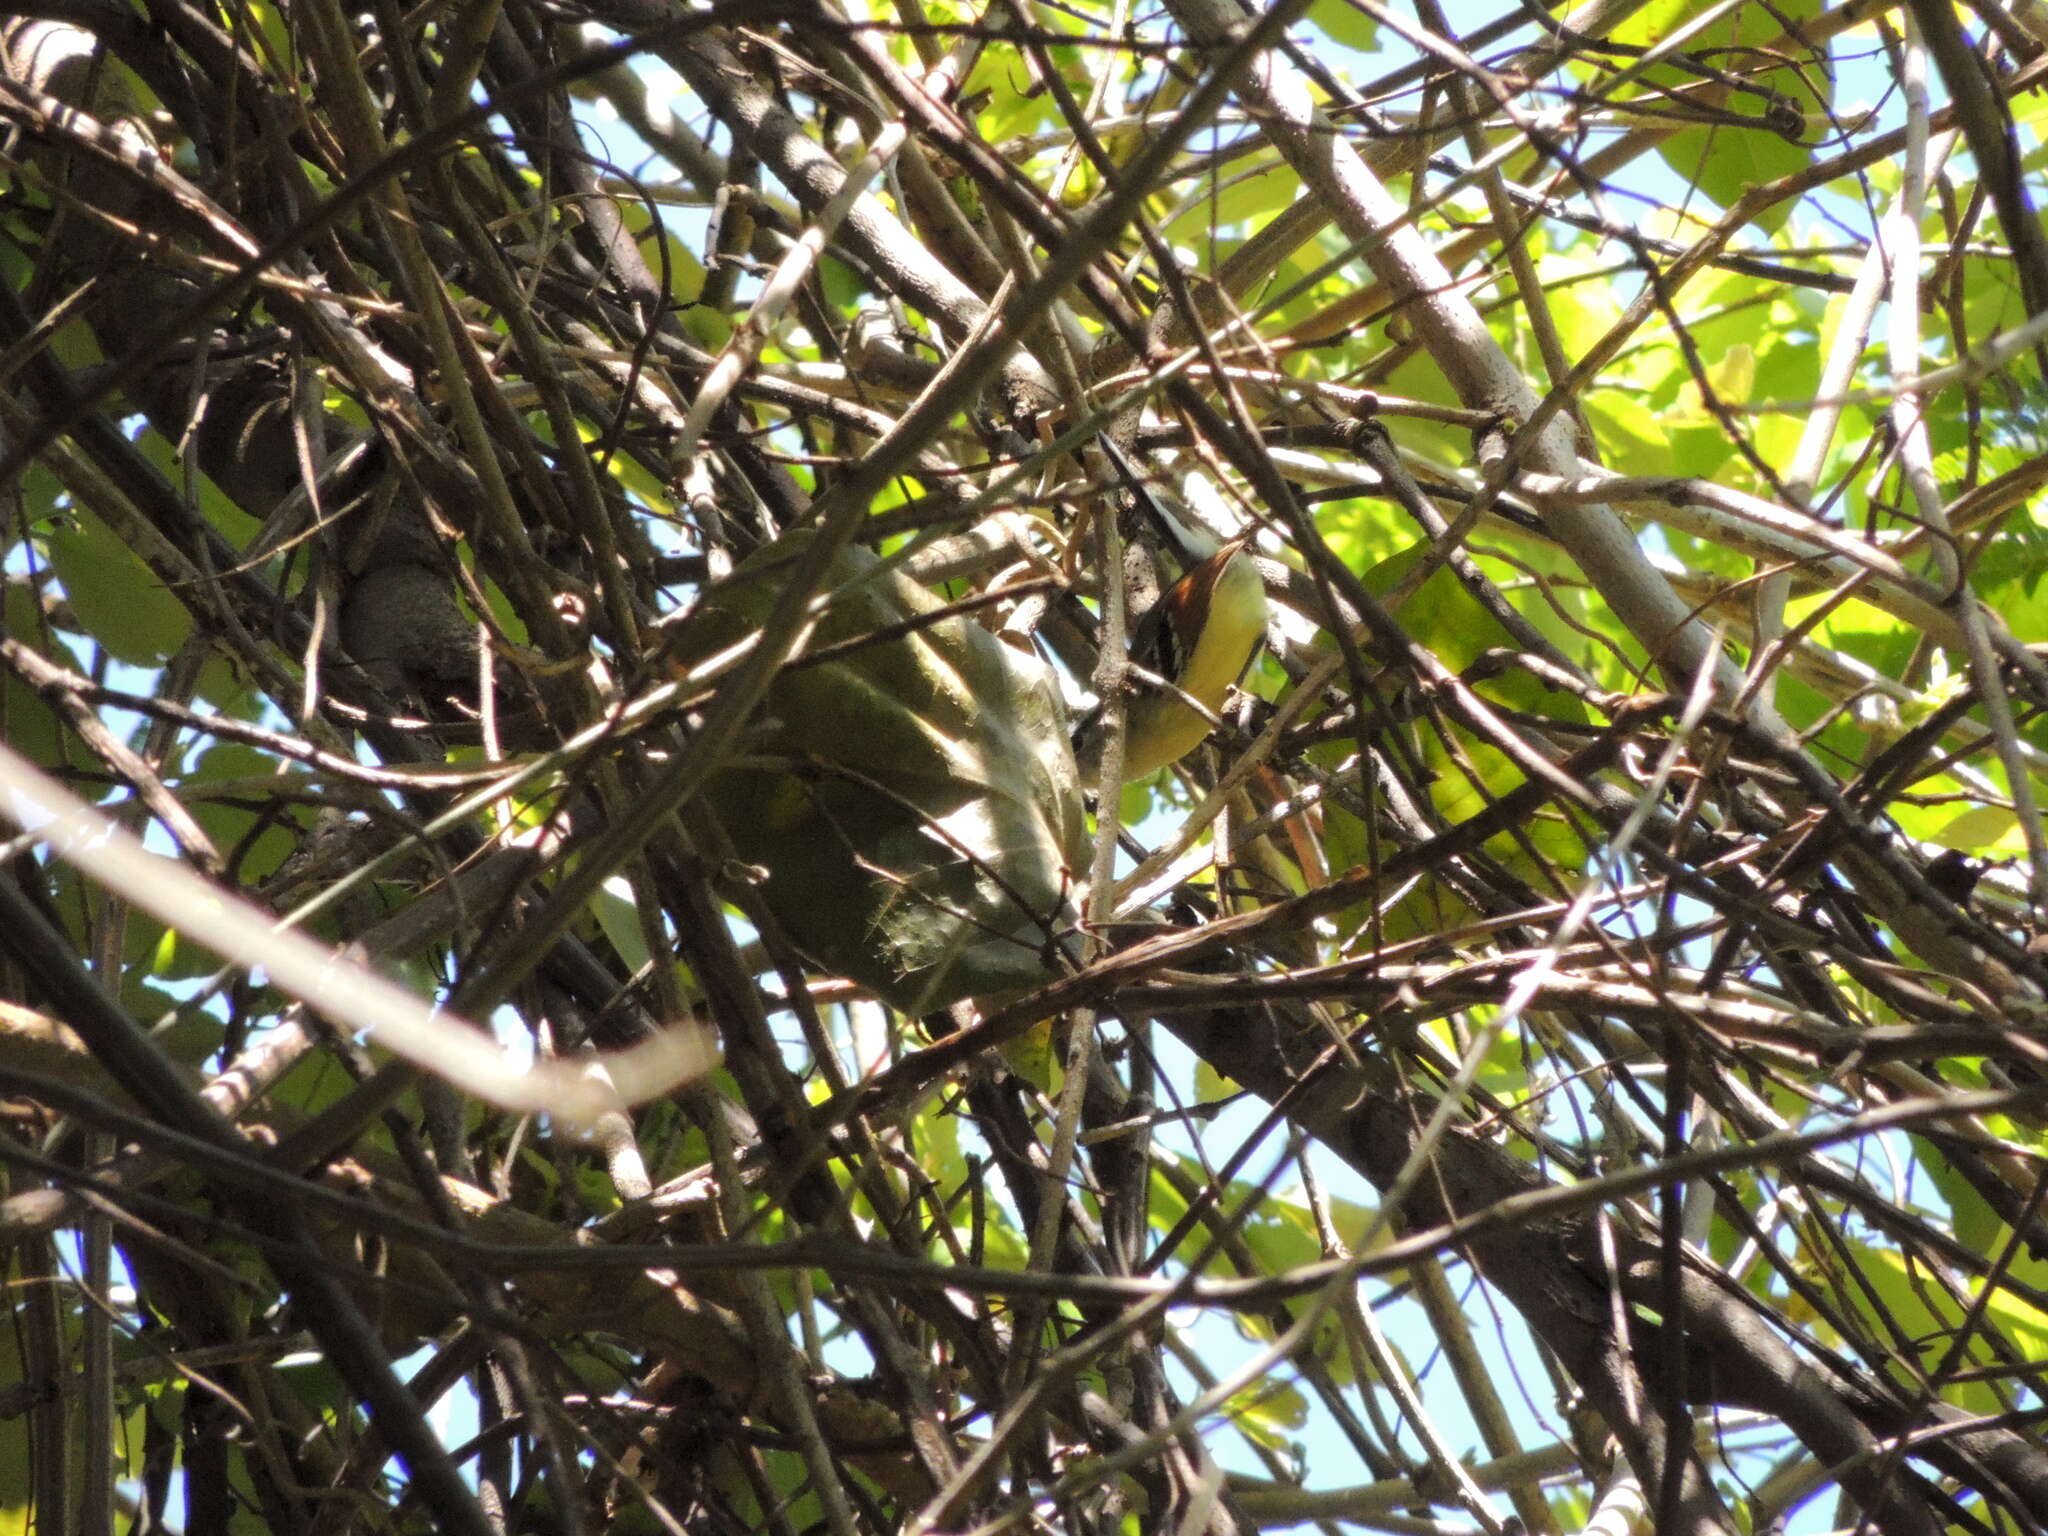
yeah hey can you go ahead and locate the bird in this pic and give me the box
[1077,439,1269,786]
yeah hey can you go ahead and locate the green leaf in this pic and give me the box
[1194,1056,1239,1102]
[183,742,304,884]
[592,875,655,975]
[1308,0,1375,51]
[1932,804,2023,856]
[1847,1245,2007,1417]
[1316,546,1592,943]
[1594,0,1828,234]
[1229,1376,1309,1453]
[1164,159,1301,239]
[3,584,79,771]
[44,509,192,665]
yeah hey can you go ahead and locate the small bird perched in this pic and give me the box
[1077,438,1269,785]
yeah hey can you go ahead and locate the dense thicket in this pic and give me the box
[5,3,2048,1534]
